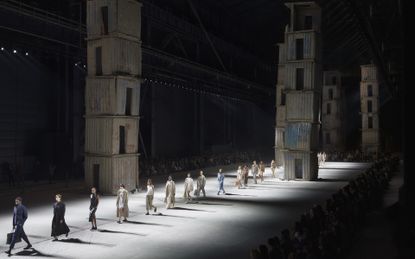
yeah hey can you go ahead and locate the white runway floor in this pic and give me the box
[0,162,371,259]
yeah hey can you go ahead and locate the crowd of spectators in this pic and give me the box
[139,151,265,177]
[250,154,399,259]
[324,150,381,162]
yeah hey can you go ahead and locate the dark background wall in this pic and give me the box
[139,81,274,159]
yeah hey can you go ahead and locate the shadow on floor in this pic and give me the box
[224,193,256,197]
[315,178,350,182]
[151,213,196,219]
[97,229,147,236]
[169,207,211,212]
[123,220,172,227]
[55,238,115,247]
[191,201,233,206]
[13,248,71,258]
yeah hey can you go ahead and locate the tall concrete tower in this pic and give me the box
[275,41,287,168]
[360,64,380,155]
[322,71,345,151]
[85,0,142,194]
[282,2,322,180]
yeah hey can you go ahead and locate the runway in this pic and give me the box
[0,162,371,259]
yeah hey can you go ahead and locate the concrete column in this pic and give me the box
[281,2,322,181]
[85,0,142,194]
[322,71,345,151]
[360,64,380,155]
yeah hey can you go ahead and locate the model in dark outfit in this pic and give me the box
[51,194,70,241]
[89,187,99,230]
[5,197,32,255]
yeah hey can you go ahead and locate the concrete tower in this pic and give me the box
[360,64,380,155]
[85,0,142,194]
[322,71,344,151]
[275,41,287,168]
[282,2,322,180]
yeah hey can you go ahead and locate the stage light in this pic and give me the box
[13,50,17,54]
[75,63,78,66]
[1,47,4,51]
[83,65,86,68]
[25,52,29,56]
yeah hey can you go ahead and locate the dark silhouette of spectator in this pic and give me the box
[1,161,15,187]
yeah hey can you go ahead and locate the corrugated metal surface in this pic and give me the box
[287,32,318,61]
[113,117,139,154]
[283,151,318,180]
[285,123,311,150]
[277,65,285,85]
[275,149,284,167]
[323,71,341,86]
[362,114,379,130]
[85,118,113,154]
[87,37,142,76]
[86,77,114,114]
[361,65,378,82]
[284,62,321,90]
[87,0,141,39]
[285,123,319,151]
[360,82,379,98]
[322,85,342,101]
[112,155,138,192]
[322,115,341,130]
[286,92,319,122]
[276,106,286,125]
[362,131,380,145]
[275,128,285,148]
[360,98,379,113]
[85,117,139,155]
[85,154,138,194]
[278,43,286,63]
[85,155,113,194]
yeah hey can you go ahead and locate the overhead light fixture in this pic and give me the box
[1,47,4,51]
[25,52,29,56]
[13,50,17,54]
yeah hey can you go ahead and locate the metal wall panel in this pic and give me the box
[286,92,319,122]
[87,0,141,38]
[87,37,142,76]
[283,151,318,180]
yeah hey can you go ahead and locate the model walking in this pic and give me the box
[116,184,129,223]
[217,168,226,195]
[165,176,176,209]
[270,160,276,178]
[183,173,194,202]
[196,170,206,197]
[251,161,258,184]
[236,166,243,189]
[146,179,157,215]
[259,161,265,183]
[89,187,99,230]
[51,194,70,241]
[5,197,32,255]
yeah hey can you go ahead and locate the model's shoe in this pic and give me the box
[154,207,157,213]
[117,221,121,224]
[65,233,69,237]
[52,237,58,241]
[123,219,128,222]
[24,244,32,250]
[4,250,11,255]
[145,212,150,215]
[93,226,97,230]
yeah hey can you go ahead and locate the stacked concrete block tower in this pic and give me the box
[85,0,142,194]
